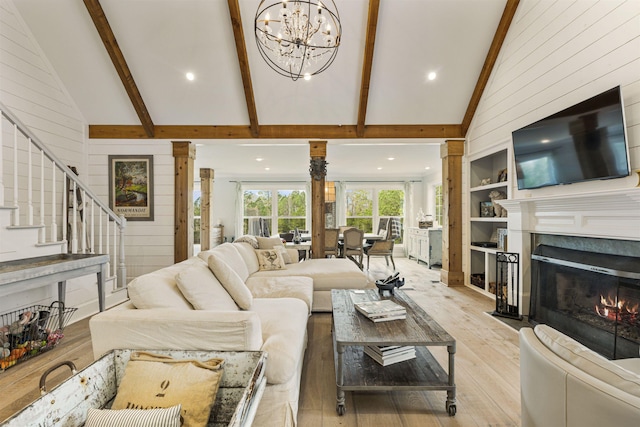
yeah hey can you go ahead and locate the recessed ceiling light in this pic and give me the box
[387,157,395,161]
[265,167,270,171]
[427,71,437,81]
[425,166,431,170]
[256,157,263,162]
[541,139,550,143]
[377,167,383,170]
[186,72,195,81]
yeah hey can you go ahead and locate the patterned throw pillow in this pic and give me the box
[85,405,182,427]
[233,235,259,248]
[256,249,286,271]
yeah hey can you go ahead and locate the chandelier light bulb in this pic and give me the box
[304,73,311,81]
[255,0,342,81]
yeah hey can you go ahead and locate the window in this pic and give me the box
[434,184,443,226]
[346,186,404,242]
[194,181,201,245]
[242,186,307,235]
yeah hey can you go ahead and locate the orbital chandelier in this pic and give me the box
[254,0,342,81]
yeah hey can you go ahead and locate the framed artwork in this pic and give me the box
[480,201,494,218]
[108,155,154,221]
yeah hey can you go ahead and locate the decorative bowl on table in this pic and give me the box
[375,274,405,295]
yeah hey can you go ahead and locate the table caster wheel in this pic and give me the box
[446,402,457,416]
[336,404,346,416]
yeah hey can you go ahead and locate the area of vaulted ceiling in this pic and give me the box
[14,0,518,139]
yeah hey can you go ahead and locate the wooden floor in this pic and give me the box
[0,257,522,426]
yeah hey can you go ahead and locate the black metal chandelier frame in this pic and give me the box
[254,0,342,81]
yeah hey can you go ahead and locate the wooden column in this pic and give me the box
[172,141,195,263]
[440,140,465,286]
[309,141,327,259]
[199,168,214,251]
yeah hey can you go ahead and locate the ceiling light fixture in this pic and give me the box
[255,0,342,81]
[186,72,195,81]
[427,71,437,81]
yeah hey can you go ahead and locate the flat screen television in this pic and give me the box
[512,86,630,190]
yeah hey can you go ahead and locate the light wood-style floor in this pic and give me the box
[0,257,522,426]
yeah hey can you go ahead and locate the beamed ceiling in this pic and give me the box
[12,0,519,179]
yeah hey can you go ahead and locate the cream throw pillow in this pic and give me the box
[255,249,286,271]
[208,254,253,310]
[273,244,292,264]
[256,236,284,249]
[175,262,239,311]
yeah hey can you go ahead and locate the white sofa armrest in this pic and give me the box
[90,305,263,359]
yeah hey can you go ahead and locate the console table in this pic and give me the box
[0,253,110,312]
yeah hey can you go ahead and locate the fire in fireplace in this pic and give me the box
[530,244,640,359]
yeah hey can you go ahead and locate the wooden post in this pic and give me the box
[440,140,465,286]
[199,168,214,251]
[172,141,195,263]
[309,141,327,259]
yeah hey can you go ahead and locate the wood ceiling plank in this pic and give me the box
[82,0,155,138]
[461,0,520,136]
[88,124,463,139]
[227,0,259,138]
[356,0,381,138]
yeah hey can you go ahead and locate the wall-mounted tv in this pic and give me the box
[512,86,630,190]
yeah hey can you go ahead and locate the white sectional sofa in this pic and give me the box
[519,324,640,427]
[90,237,369,427]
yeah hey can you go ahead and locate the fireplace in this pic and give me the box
[530,244,640,359]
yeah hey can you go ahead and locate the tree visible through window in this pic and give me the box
[435,184,443,226]
[243,188,307,235]
[346,187,404,242]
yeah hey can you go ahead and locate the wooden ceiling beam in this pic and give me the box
[461,0,520,136]
[227,0,260,138]
[88,124,463,139]
[83,0,155,138]
[356,0,381,138]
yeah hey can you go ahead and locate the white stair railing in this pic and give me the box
[0,102,127,289]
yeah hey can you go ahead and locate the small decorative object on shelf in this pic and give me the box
[416,209,433,228]
[480,178,492,186]
[375,272,405,295]
[493,252,522,320]
[498,168,508,182]
[488,190,507,217]
[480,201,494,217]
[354,299,406,322]
[497,228,508,251]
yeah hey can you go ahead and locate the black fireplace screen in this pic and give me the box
[530,245,640,359]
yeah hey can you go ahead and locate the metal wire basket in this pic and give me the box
[0,301,77,371]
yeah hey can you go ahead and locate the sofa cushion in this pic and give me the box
[212,243,250,281]
[208,254,253,310]
[534,324,640,398]
[255,249,286,271]
[233,242,260,275]
[245,276,313,313]
[251,298,309,385]
[251,258,367,290]
[257,236,284,249]
[175,261,239,311]
[128,258,202,310]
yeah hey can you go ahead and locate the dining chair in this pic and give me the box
[342,228,364,270]
[279,232,294,242]
[324,228,340,258]
[364,239,396,270]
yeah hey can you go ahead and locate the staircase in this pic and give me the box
[0,102,126,291]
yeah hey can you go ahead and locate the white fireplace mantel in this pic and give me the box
[496,188,640,241]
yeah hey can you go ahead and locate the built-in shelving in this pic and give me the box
[468,148,509,296]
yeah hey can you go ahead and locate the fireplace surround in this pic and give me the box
[530,244,640,359]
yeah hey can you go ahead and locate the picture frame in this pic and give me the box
[108,155,154,221]
[480,201,494,218]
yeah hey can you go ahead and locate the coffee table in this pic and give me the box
[331,288,457,416]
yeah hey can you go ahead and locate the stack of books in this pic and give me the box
[353,299,406,322]
[364,345,416,366]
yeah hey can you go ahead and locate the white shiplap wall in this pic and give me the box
[463,0,640,286]
[0,0,100,316]
[87,140,176,279]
